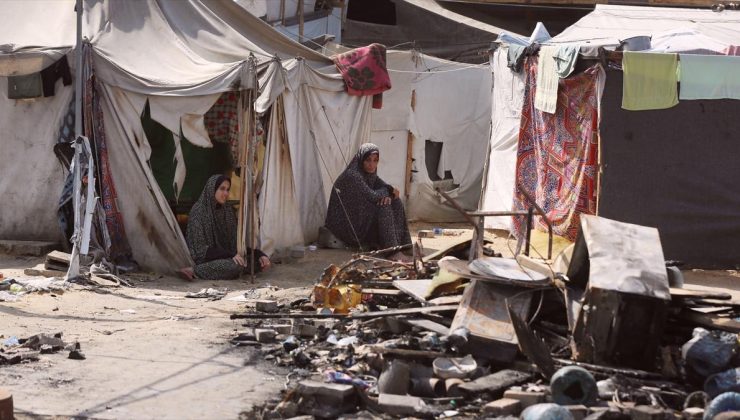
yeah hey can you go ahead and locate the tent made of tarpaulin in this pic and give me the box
[343,0,507,64]
[550,4,740,55]
[481,6,740,266]
[0,0,371,273]
[368,50,492,221]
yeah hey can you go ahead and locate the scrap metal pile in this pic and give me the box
[231,216,740,419]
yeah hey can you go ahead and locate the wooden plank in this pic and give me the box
[46,251,71,264]
[24,268,66,278]
[230,305,459,320]
[670,287,732,300]
[400,318,450,335]
[367,346,446,359]
[362,288,403,296]
[677,309,740,333]
[393,279,432,303]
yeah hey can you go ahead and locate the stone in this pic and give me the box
[255,329,277,343]
[296,380,356,417]
[483,398,521,417]
[255,300,279,313]
[377,393,428,416]
[503,390,546,409]
[682,407,703,420]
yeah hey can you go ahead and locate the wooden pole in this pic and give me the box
[298,0,305,40]
[404,90,416,201]
[280,0,286,25]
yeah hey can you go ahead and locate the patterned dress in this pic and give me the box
[186,175,265,280]
[325,143,411,251]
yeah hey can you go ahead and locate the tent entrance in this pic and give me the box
[140,100,232,228]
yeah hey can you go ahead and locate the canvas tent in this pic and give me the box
[0,0,372,273]
[481,5,740,266]
[369,50,493,222]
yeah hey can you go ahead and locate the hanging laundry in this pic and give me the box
[204,91,240,166]
[534,45,560,114]
[554,44,580,78]
[679,54,740,100]
[332,43,391,109]
[507,44,526,72]
[513,57,603,241]
[622,52,678,111]
[40,55,72,97]
[724,46,740,56]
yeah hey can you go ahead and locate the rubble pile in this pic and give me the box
[231,216,740,419]
[1,333,85,365]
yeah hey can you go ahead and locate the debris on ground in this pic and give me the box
[1,332,84,366]
[226,216,740,418]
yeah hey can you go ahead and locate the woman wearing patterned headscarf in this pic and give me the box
[180,174,271,280]
[324,143,411,260]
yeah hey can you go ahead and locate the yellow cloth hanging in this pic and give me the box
[622,52,679,111]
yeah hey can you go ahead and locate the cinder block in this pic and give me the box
[255,300,279,313]
[255,328,277,343]
[503,389,546,409]
[377,393,427,416]
[483,398,521,417]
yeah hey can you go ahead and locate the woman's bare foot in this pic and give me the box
[178,267,195,281]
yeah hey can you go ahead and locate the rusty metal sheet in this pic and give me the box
[508,302,556,379]
[450,280,532,346]
[440,258,550,288]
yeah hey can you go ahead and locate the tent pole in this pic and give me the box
[404,90,416,201]
[298,0,304,39]
[66,0,85,281]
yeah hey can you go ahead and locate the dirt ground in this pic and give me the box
[1,222,738,419]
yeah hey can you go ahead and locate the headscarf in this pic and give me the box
[186,174,237,263]
[352,142,380,185]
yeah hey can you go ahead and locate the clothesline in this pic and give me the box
[387,62,490,74]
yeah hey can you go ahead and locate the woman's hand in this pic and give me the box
[259,256,272,271]
[378,196,392,206]
[233,254,246,267]
[392,187,400,199]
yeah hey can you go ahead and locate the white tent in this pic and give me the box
[0,0,370,273]
[369,50,492,221]
[550,4,740,54]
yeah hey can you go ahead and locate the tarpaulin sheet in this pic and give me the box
[598,68,740,267]
[481,48,525,230]
[513,58,603,241]
[581,215,670,301]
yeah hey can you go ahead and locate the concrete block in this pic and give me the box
[630,405,672,420]
[0,240,58,256]
[255,329,277,343]
[291,323,317,338]
[566,405,589,420]
[271,324,292,335]
[483,398,521,417]
[458,370,532,398]
[682,407,703,420]
[255,300,279,313]
[503,389,546,409]
[377,393,428,416]
[297,380,355,403]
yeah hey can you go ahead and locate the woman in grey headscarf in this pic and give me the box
[179,174,271,280]
[325,143,411,260]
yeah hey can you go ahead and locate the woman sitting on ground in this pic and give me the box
[180,174,271,280]
[325,143,412,261]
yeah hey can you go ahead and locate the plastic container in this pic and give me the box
[704,392,740,420]
[521,403,574,420]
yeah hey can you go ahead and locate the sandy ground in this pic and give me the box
[1,222,738,419]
